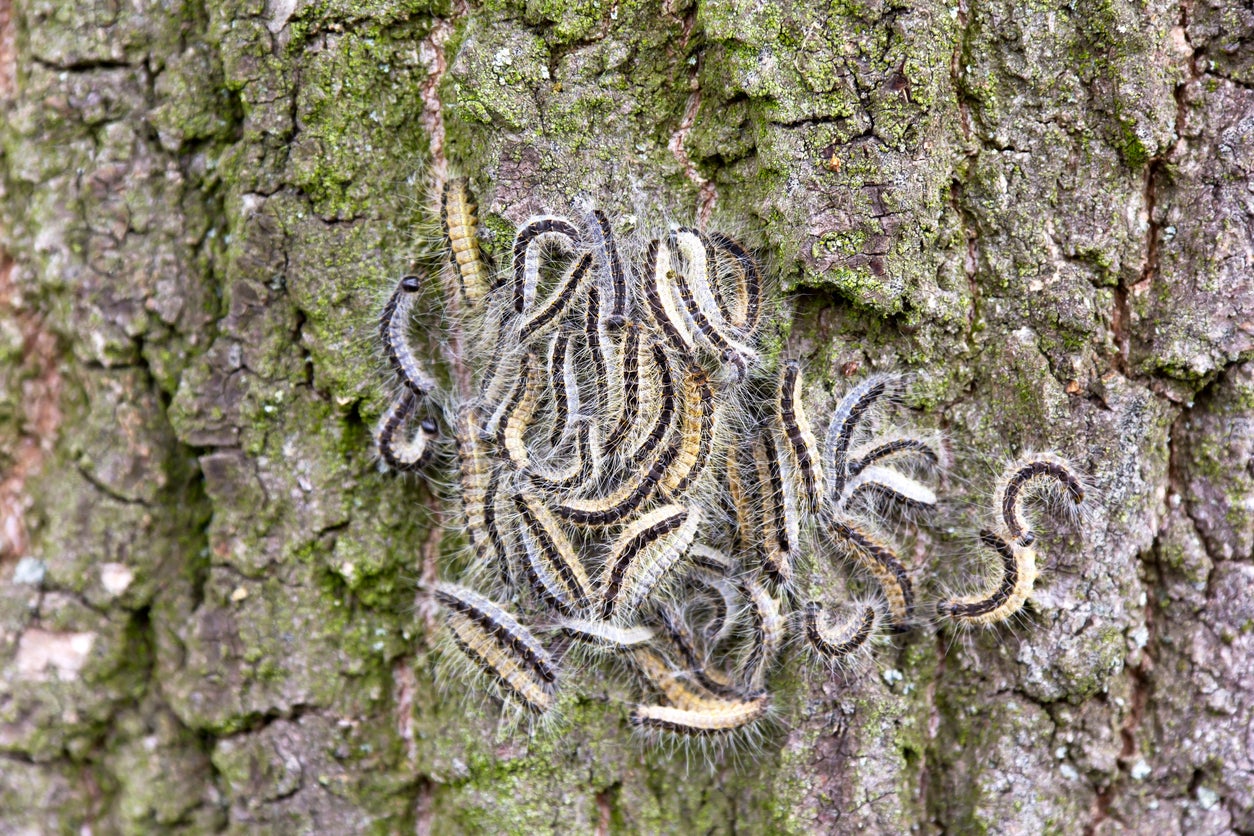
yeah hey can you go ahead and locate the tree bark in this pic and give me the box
[1,0,1251,831]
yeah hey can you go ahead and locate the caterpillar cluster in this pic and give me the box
[374,178,1087,745]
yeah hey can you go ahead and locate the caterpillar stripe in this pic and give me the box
[435,582,556,712]
[643,239,696,353]
[688,229,732,327]
[742,576,784,691]
[829,518,913,630]
[603,320,643,453]
[706,231,761,333]
[376,392,438,472]
[380,275,439,396]
[519,251,593,342]
[434,582,557,683]
[601,503,700,619]
[841,465,938,511]
[631,647,726,711]
[583,282,610,417]
[514,490,594,615]
[482,468,513,587]
[660,360,718,495]
[512,216,581,313]
[847,438,940,478]
[557,618,655,648]
[547,328,579,448]
[997,456,1086,546]
[724,442,759,559]
[668,230,759,372]
[549,437,678,527]
[630,695,769,735]
[626,342,678,465]
[500,351,541,468]
[824,375,897,502]
[585,209,628,326]
[939,529,1038,626]
[804,601,878,662]
[455,411,508,584]
[778,360,825,513]
[440,178,490,307]
[688,543,735,575]
[480,352,523,442]
[754,430,798,586]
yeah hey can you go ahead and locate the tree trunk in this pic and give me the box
[1,0,1251,831]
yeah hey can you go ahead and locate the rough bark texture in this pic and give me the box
[1,0,1251,831]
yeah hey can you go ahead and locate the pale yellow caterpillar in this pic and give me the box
[827,517,913,630]
[642,238,696,354]
[555,618,656,648]
[454,411,510,583]
[660,359,718,496]
[600,503,701,620]
[938,529,1038,627]
[705,231,761,333]
[724,442,759,560]
[500,351,542,469]
[666,229,759,375]
[514,490,594,616]
[434,582,556,714]
[630,646,738,712]
[804,601,879,666]
[549,430,679,527]
[440,178,490,308]
[629,694,769,736]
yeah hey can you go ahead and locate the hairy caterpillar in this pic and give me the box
[374,178,1092,756]
[433,582,557,714]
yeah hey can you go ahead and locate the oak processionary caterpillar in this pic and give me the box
[374,176,1092,757]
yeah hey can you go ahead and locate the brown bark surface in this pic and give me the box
[1,0,1252,831]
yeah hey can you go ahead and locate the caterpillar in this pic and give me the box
[376,392,438,472]
[629,695,770,736]
[434,582,557,714]
[804,601,879,665]
[937,529,1038,626]
[512,216,581,314]
[376,183,1092,752]
[601,504,701,620]
[380,275,439,397]
[996,455,1086,546]
[441,178,490,307]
